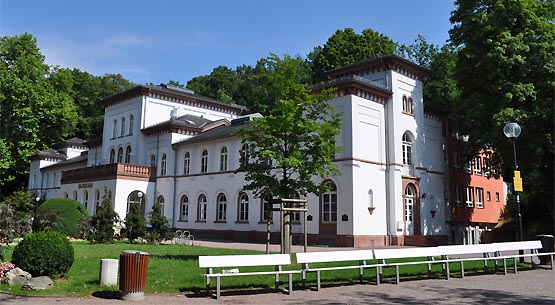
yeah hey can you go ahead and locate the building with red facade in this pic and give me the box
[448,137,505,244]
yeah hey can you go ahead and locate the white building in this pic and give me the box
[28,55,449,247]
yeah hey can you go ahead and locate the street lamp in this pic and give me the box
[35,196,40,214]
[503,123,523,246]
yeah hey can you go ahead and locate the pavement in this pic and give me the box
[1,239,554,304]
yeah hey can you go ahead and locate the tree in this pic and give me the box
[234,55,342,200]
[399,35,460,109]
[89,188,119,243]
[310,28,397,82]
[0,34,78,197]
[124,202,146,243]
[147,201,170,243]
[449,0,555,235]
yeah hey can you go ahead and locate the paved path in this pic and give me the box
[1,240,554,304]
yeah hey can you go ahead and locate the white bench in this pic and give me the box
[198,253,298,300]
[373,247,442,284]
[437,243,499,279]
[295,249,375,290]
[492,240,553,274]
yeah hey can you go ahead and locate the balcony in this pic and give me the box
[61,163,155,184]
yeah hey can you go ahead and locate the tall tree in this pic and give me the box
[0,34,78,198]
[450,0,555,233]
[310,28,397,82]
[234,55,342,199]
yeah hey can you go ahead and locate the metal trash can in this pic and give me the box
[99,258,119,286]
[119,250,149,301]
[536,235,554,265]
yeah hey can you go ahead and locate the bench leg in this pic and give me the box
[460,261,465,278]
[551,254,554,270]
[503,258,507,275]
[275,273,280,290]
[316,270,321,291]
[376,267,381,285]
[288,273,293,295]
[446,262,450,280]
[216,276,221,301]
[395,265,400,285]
[514,257,518,273]
[427,262,432,279]
[301,270,306,288]
[359,267,364,283]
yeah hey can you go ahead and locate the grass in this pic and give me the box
[0,241,531,297]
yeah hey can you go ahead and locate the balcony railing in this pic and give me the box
[61,163,154,184]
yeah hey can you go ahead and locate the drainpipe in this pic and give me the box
[381,57,393,246]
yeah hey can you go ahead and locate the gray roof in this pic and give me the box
[172,120,254,148]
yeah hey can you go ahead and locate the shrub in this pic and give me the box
[33,198,89,238]
[11,231,74,277]
[88,189,119,243]
[147,202,170,243]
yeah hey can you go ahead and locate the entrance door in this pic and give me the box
[404,185,415,235]
[319,181,337,244]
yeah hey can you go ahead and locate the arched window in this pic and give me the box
[125,146,132,163]
[110,149,116,163]
[160,153,167,175]
[237,192,249,222]
[120,117,126,137]
[63,192,68,199]
[404,185,415,222]
[219,147,228,171]
[216,193,227,221]
[240,143,249,160]
[112,119,118,138]
[180,195,189,221]
[197,194,207,221]
[83,190,89,209]
[73,190,78,201]
[157,195,165,216]
[183,152,190,175]
[150,154,156,167]
[200,149,208,173]
[128,115,134,135]
[126,191,145,216]
[321,181,337,223]
[402,95,413,114]
[117,147,124,163]
[95,189,100,213]
[402,132,413,166]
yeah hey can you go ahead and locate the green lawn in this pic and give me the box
[0,241,526,297]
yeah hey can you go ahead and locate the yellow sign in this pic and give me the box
[513,170,523,192]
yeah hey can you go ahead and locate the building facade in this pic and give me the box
[29,55,455,247]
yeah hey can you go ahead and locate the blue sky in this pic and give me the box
[0,1,455,85]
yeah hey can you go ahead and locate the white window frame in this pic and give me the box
[219,147,228,171]
[183,152,190,175]
[402,133,413,166]
[476,188,484,208]
[473,156,482,175]
[466,187,474,207]
[201,149,208,173]
[160,153,167,176]
[321,182,337,223]
[216,193,227,221]
[198,194,207,221]
[238,193,249,222]
[180,195,189,221]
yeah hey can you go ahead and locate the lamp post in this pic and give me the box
[35,196,40,215]
[503,123,523,247]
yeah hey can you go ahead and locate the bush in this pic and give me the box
[88,189,119,243]
[33,198,89,238]
[147,202,170,243]
[124,202,146,243]
[11,231,74,278]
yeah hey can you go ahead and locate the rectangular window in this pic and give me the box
[463,157,472,173]
[487,191,491,202]
[453,152,461,171]
[495,192,500,202]
[483,158,491,177]
[473,156,482,175]
[262,200,272,222]
[476,188,484,208]
[455,185,463,207]
[466,186,474,207]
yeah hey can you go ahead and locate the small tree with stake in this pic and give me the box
[124,201,146,244]
[147,201,170,243]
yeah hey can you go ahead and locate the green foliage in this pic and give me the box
[310,28,397,82]
[0,203,32,252]
[88,189,119,243]
[0,33,78,195]
[124,202,146,243]
[449,0,555,230]
[147,202,170,243]
[1,189,35,216]
[11,231,74,277]
[33,198,89,238]
[235,55,342,199]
